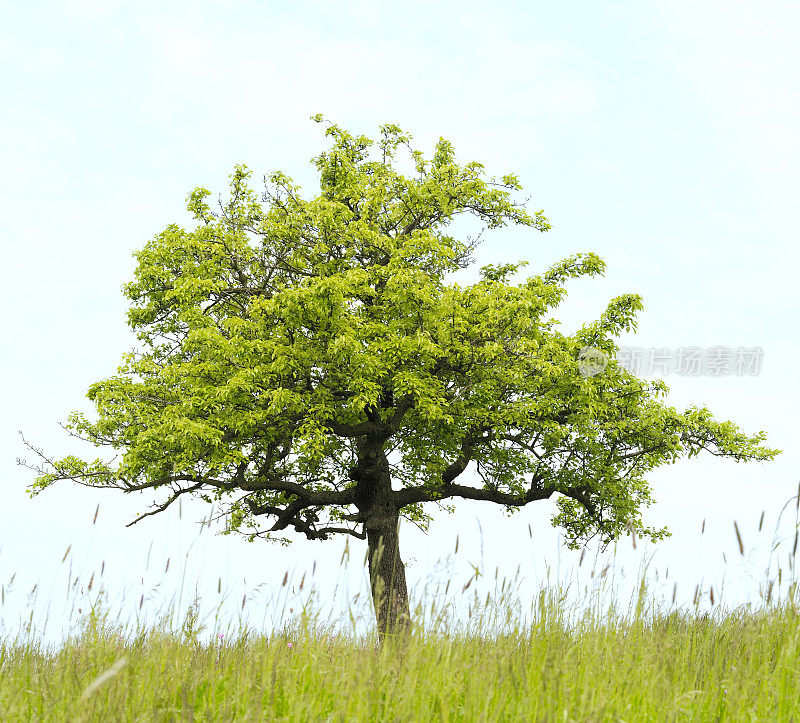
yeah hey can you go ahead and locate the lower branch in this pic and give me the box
[125,482,205,527]
[394,480,557,508]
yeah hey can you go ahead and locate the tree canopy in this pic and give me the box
[22,115,781,639]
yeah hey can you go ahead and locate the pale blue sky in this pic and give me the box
[2,0,798,646]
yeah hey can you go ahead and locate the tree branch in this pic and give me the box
[125,481,205,527]
[387,393,415,432]
[326,419,383,437]
[244,497,365,540]
[394,480,556,508]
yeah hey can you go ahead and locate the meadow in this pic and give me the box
[2,495,800,722]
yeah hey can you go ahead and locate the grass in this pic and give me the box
[2,494,800,721]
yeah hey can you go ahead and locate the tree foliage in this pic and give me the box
[23,115,780,564]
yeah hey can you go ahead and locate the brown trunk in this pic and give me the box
[366,510,411,643]
[350,434,412,645]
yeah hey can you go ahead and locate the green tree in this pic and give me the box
[21,116,780,643]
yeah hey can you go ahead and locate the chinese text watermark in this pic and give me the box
[577,346,764,378]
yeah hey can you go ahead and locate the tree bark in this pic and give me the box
[366,509,411,644]
[350,435,412,644]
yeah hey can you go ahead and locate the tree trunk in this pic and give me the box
[350,435,412,645]
[366,510,411,644]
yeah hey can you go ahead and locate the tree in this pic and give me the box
[21,115,781,644]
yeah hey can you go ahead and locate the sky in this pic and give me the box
[1,0,799,648]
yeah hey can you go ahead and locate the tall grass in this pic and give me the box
[2,492,800,721]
